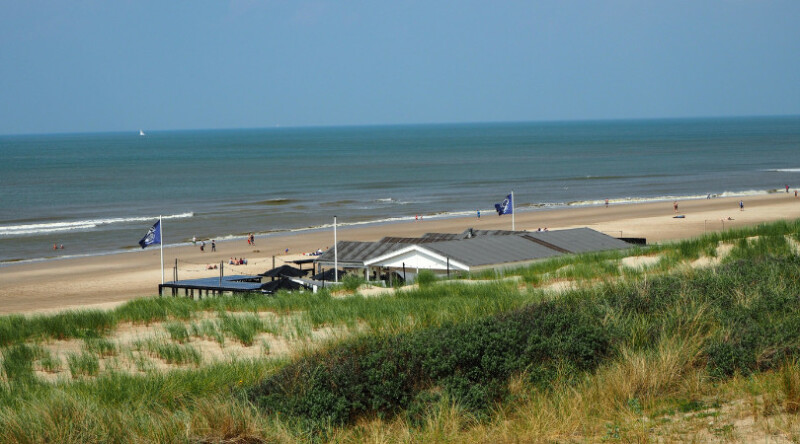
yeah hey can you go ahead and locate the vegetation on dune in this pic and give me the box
[1,219,800,441]
[250,299,610,432]
[247,254,800,435]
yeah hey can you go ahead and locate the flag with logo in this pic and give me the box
[139,220,161,249]
[494,194,513,215]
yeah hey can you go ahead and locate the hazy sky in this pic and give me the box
[1,1,798,135]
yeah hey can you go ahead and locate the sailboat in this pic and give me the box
[139,129,146,136]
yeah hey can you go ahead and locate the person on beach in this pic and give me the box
[192,236,196,246]
[787,184,790,193]
[200,241,205,252]
[739,200,744,211]
[477,210,481,219]
[211,240,216,252]
[605,199,609,208]
[53,243,57,250]
[673,201,678,213]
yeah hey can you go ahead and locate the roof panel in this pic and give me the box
[425,236,563,266]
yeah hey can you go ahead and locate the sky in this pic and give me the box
[1,1,799,135]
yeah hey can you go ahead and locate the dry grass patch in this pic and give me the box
[23,310,360,380]
[620,254,661,270]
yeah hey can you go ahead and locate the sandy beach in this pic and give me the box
[2,193,799,315]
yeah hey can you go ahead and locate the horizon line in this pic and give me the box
[2,113,799,138]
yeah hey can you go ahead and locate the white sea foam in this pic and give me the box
[765,169,800,173]
[0,212,194,237]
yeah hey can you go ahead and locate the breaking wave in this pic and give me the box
[0,212,194,237]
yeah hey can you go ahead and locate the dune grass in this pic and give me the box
[1,219,800,441]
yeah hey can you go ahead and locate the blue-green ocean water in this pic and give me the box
[1,116,799,264]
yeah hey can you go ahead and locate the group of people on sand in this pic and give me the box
[194,239,215,252]
[229,257,248,265]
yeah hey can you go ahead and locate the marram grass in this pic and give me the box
[0,218,800,442]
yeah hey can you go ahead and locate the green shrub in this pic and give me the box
[249,299,611,430]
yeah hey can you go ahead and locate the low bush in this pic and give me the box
[249,299,611,431]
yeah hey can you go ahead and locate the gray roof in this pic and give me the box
[424,236,563,267]
[316,241,405,265]
[521,228,631,253]
[316,227,633,269]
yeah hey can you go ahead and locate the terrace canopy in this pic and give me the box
[259,264,308,281]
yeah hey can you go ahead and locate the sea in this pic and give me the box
[1,116,799,265]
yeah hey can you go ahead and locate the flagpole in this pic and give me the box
[511,191,515,231]
[334,216,338,283]
[333,216,339,282]
[160,215,164,285]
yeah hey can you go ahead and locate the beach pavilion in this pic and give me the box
[313,227,634,284]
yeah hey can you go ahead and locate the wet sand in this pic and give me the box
[2,193,799,315]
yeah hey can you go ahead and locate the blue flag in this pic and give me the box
[139,220,161,249]
[495,194,513,215]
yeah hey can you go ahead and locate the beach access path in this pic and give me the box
[2,193,800,315]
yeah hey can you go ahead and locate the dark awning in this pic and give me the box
[260,278,304,293]
[311,268,346,281]
[258,264,308,278]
